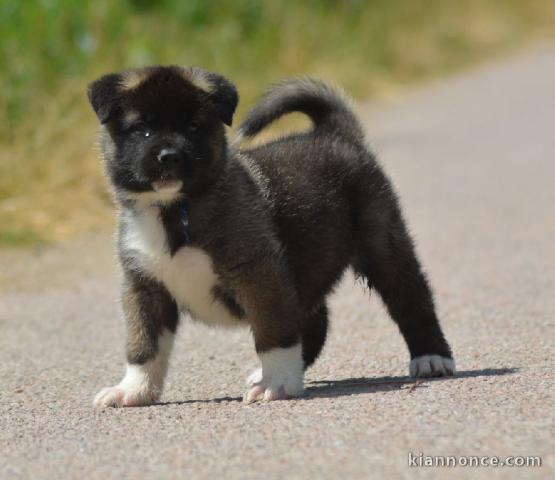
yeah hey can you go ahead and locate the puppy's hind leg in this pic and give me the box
[93,272,179,408]
[357,195,455,378]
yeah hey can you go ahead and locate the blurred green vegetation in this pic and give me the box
[0,0,554,246]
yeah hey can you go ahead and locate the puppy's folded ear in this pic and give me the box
[87,73,122,124]
[204,72,239,127]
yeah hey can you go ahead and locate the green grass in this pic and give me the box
[0,228,44,247]
[1,0,554,246]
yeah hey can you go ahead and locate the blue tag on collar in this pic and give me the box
[180,203,190,243]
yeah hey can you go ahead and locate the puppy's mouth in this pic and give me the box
[151,179,183,193]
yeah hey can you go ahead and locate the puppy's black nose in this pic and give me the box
[157,148,180,167]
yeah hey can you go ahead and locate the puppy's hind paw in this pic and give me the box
[409,355,455,378]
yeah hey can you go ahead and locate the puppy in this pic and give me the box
[88,65,454,407]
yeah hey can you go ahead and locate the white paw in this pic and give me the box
[94,332,174,408]
[244,344,304,404]
[93,363,163,408]
[93,384,160,408]
[245,367,263,387]
[409,355,455,378]
[243,373,304,403]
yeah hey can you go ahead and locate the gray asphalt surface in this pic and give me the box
[1,47,554,479]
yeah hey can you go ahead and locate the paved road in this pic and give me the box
[1,47,554,479]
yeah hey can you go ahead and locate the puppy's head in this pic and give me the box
[87,65,238,203]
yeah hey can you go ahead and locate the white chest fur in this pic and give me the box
[122,208,242,327]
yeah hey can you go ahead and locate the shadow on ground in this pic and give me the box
[153,367,518,407]
[305,367,518,399]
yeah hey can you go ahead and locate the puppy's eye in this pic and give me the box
[132,123,151,138]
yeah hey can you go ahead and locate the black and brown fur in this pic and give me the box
[88,66,453,402]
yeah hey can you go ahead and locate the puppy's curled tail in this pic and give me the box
[235,78,364,142]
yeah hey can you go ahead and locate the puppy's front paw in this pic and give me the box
[243,374,304,403]
[245,368,263,387]
[93,363,163,408]
[409,355,455,378]
[93,384,160,408]
[244,344,304,403]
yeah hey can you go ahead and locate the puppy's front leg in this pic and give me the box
[94,271,179,408]
[244,341,304,403]
[239,261,304,403]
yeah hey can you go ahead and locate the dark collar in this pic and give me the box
[178,201,190,243]
[160,200,191,255]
